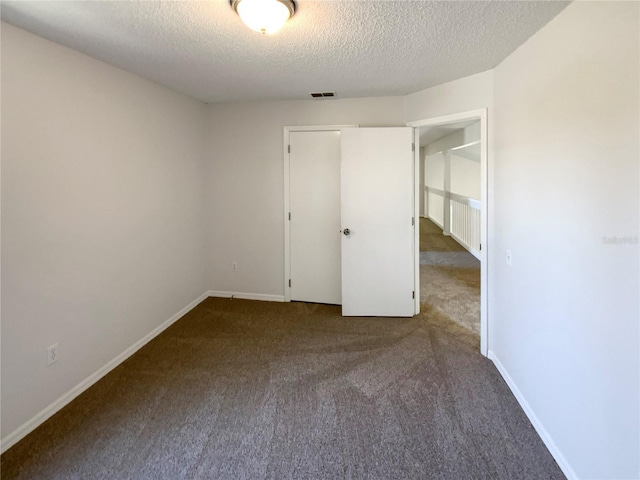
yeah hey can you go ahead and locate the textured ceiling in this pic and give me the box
[1,1,569,103]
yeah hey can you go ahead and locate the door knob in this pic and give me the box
[343,228,350,236]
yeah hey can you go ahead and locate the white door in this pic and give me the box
[340,127,415,317]
[289,130,342,304]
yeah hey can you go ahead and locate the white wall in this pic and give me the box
[424,151,445,226]
[424,123,480,156]
[205,98,405,297]
[404,70,493,123]
[1,24,209,442]
[425,152,445,190]
[405,3,639,477]
[424,124,481,200]
[450,153,480,200]
[491,2,639,478]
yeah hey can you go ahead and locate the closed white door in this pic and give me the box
[289,130,342,304]
[340,127,415,317]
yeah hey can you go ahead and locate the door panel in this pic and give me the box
[289,130,342,304]
[340,127,415,317]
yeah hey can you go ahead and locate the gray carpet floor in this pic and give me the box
[420,218,481,334]
[1,297,564,480]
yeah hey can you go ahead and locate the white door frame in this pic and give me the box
[283,125,358,302]
[413,128,420,315]
[408,109,489,356]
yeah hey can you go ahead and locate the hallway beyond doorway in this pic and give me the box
[420,218,480,334]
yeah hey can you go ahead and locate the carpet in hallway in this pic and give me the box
[1,298,564,480]
[419,216,466,252]
[420,217,481,335]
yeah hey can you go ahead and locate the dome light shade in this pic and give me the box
[231,0,296,35]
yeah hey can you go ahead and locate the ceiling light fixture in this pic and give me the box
[231,0,297,35]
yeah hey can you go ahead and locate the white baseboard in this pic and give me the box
[488,350,578,480]
[208,290,285,302]
[0,291,210,454]
[449,232,481,261]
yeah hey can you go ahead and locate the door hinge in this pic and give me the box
[412,291,415,299]
[289,279,292,288]
[288,145,291,154]
[412,217,415,226]
[412,143,415,152]
[480,243,482,251]
[288,212,291,221]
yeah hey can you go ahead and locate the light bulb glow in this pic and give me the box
[236,0,292,34]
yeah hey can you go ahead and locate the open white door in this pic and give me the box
[340,127,415,317]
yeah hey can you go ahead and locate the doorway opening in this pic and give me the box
[409,110,488,355]
[283,117,485,345]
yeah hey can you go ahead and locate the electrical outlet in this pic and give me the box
[232,261,238,272]
[47,343,59,366]
[506,250,512,267]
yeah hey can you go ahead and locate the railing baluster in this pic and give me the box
[425,187,481,260]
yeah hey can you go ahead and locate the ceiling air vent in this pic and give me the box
[310,92,336,99]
